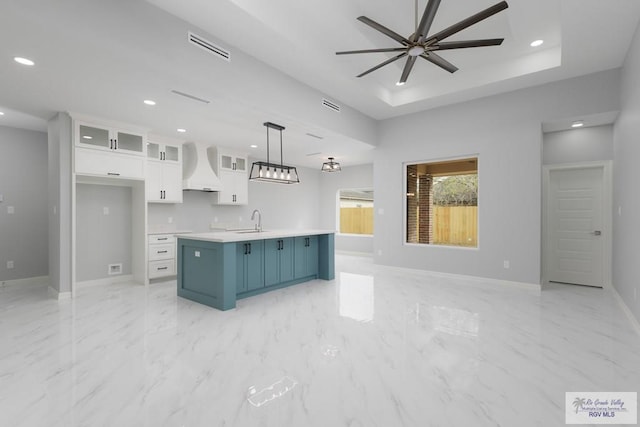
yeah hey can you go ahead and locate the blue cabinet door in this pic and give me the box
[264,238,280,287]
[294,235,319,278]
[246,240,264,291]
[308,235,319,276]
[280,238,294,282]
[294,236,307,278]
[236,243,248,293]
[264,238,294,286]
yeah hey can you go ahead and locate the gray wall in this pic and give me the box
[0,125,48,281]
[319,164,374,254]
[543,125,614,165]
[148,164,321,233]
[75,184,132,282]
[375,69,621,286]
[613,23,640,323]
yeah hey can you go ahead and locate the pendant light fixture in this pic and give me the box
[249,122,300,184]
[321,157,341,172]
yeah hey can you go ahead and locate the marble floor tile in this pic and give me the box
[1,255,639,427]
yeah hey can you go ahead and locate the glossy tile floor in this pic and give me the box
[1,255,639,427]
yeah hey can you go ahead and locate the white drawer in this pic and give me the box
[148,243,175,261]
[148,259,175,279]
[148,234,175,245]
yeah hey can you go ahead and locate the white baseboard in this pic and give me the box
[48,286,72,300]
[76,274,135,288]
[1,275,49,288]
[611,287,640,338]
[336,250,373,257]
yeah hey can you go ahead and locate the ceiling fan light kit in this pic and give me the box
[336,0,509,84]
[249,122,300,184]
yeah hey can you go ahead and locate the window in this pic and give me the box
[338,189,374,235]
[406,158,478,247]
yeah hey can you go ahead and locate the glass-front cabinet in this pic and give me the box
[75,121,145,156]
[147,142,180,162]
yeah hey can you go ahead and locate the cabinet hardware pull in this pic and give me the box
[157,267,168,270]
[244,243,248,255]
[107,172,120,176]
[158,250,168,254]
[157,237,168,240]
[114,139,118,150]
[248,243,252,254]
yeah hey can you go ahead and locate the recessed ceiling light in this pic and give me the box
[250,144,258,148]
[572,121,584,128]
[177,128,186,133]
[396,81,405,86]
[82,135,93,140]
[143,99,156,106]
[14,57,35,66]
[0,111,4,116]
[530,40,544,47]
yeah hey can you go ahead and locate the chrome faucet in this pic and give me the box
[251,209,262,232]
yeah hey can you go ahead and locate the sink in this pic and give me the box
[234,229,266,234]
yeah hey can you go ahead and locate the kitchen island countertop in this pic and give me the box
[175,229,335,243]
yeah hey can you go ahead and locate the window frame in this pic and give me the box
[403,155,480,250]
[336,187,374,237]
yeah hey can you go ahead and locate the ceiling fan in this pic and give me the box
[336,0,509,85]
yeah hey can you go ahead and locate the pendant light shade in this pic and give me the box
[249,122,300,184]
[321,157,341,172]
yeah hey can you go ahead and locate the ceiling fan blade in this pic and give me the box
[415,0,442,42]
[357,52,408,78]
[428,1,508,43]
[336,47,407,55]
[399,56,418,84]
[420,52,458,73]
[357,16,411,46]
[433,38,504,50]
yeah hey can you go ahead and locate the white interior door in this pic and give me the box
[548,167,604,287]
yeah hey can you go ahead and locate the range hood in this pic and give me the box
[182,142,223,192]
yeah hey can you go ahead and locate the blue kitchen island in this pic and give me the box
[175,230,335,310]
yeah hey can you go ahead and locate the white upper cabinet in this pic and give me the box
[211,147,249,205]
[146,141,183,203]
[73,117,147,180]
[147,142,181,163]
[75,121,145,156]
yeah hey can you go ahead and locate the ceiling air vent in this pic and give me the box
[188,31,230,62]
[322,98,341,113]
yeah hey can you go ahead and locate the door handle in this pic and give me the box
[591,230,602,236]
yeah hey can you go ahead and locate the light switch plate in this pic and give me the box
[103,207,109,215]
[0,194,3,202]
[7,206,14,214]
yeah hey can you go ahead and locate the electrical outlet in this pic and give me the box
[634,288,637,301]
[618,206,622,216]
[103,207,109,215]
[7,261,14,269]
[168,216,173,224]
[7,206,14,214]
[503,260,510,269]
[377,249,382,256]
[238,216,243,223]
[0,193,3,202]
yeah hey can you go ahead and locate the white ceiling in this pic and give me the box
[0,0,639,167]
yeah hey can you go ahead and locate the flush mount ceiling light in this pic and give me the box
[572,121,584,128]
[336,0,508,84]
[143,99,156,106]
[14,57,35,66]
[249,122,300,184]
[0,111,4,116]
[530,39,544,47]
[177,128,186,133]
[250,144,258,148]
[321,157,342,173]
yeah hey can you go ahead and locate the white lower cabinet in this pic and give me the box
[148,234,176,279]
